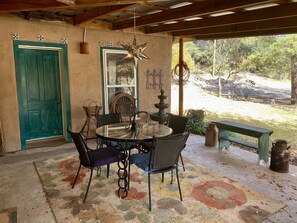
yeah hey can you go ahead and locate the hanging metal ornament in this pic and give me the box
[120,36,149,66]
[119,7,149,66]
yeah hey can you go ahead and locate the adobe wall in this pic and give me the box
[0,14,172,152]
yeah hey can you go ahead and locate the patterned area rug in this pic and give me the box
[34,154,285,223]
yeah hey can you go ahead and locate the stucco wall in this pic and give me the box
[0,14,172,152]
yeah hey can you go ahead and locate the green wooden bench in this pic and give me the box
[216,120,273,164]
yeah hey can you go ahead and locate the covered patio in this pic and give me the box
[1,0,297,222]
[1,0,297,152]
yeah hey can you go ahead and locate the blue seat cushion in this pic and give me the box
[129,152,151,172]
[88,147,122,167]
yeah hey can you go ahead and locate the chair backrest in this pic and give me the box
[96,113,121,127]
[150,132,190,170]
[67,128,92,166]
[133,111,150,127]
[110,93,136,122]
[167,113,189,135]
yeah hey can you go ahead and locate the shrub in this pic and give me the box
[186,118,208,136]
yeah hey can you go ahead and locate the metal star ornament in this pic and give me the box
[120,36,149,66]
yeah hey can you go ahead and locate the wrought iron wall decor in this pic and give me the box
[145,69,163,90]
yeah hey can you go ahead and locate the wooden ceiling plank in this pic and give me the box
[112,0,270,30]
[192,27,297,40]
[172,16,297,36]
[74,4,134,25]
[146,3,297,34]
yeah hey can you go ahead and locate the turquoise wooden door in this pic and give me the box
[17,49,63,141]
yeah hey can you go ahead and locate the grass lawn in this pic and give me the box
[171,74,297,152]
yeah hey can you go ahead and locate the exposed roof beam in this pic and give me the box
[74,4,134,25]
[146,2,297,34]
[112,0,271,30]
[0,1,65,12]
[193,27,297,40]
[172,16,297,37]
[0,0,167,12]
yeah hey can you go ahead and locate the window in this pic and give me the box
[101,47,138,113]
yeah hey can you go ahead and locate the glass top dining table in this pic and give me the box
[95,122,172,198]
[95,122,173,143]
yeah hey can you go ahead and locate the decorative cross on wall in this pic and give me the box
[145,69,163,90]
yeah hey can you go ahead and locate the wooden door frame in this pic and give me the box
[13,40,72,149]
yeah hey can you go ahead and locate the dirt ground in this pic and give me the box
[170,72,297,166]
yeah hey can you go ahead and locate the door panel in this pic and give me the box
[19,49,62,140]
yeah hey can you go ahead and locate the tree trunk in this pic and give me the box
[291,55,297,105]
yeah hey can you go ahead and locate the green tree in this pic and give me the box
[172,42,195,71]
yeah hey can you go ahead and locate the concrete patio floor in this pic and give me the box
[0,134,296,223]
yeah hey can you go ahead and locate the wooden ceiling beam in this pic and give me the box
[74,4,134,25]
[172,16,297,37]
[0,0,167,12]
[192,27,297,40]
[146,3,297,34]
[0,1,65,12]
[112,0,270,30]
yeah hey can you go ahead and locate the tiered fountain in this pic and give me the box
[150,89,169,124]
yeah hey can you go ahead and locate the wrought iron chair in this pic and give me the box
[110,93,136,123]
[67,128,123,203]
[167,113,189,171]
[96,113,121,147]
[128,132,190,211]
[96,113,121,127]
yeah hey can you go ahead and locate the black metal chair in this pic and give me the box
[96,113,121,127]
[167,113,189,171]
[67,128,123,203]
[96,113,121,147]
[128,132,190,211]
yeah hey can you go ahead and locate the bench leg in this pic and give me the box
[218,130,230,150]
[258,134,270,165]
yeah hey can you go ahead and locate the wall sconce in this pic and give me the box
[80,42,89,54]
[80,28,89,54]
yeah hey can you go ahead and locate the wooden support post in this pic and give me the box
[179,38,184,116]
[291,55,297,105]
